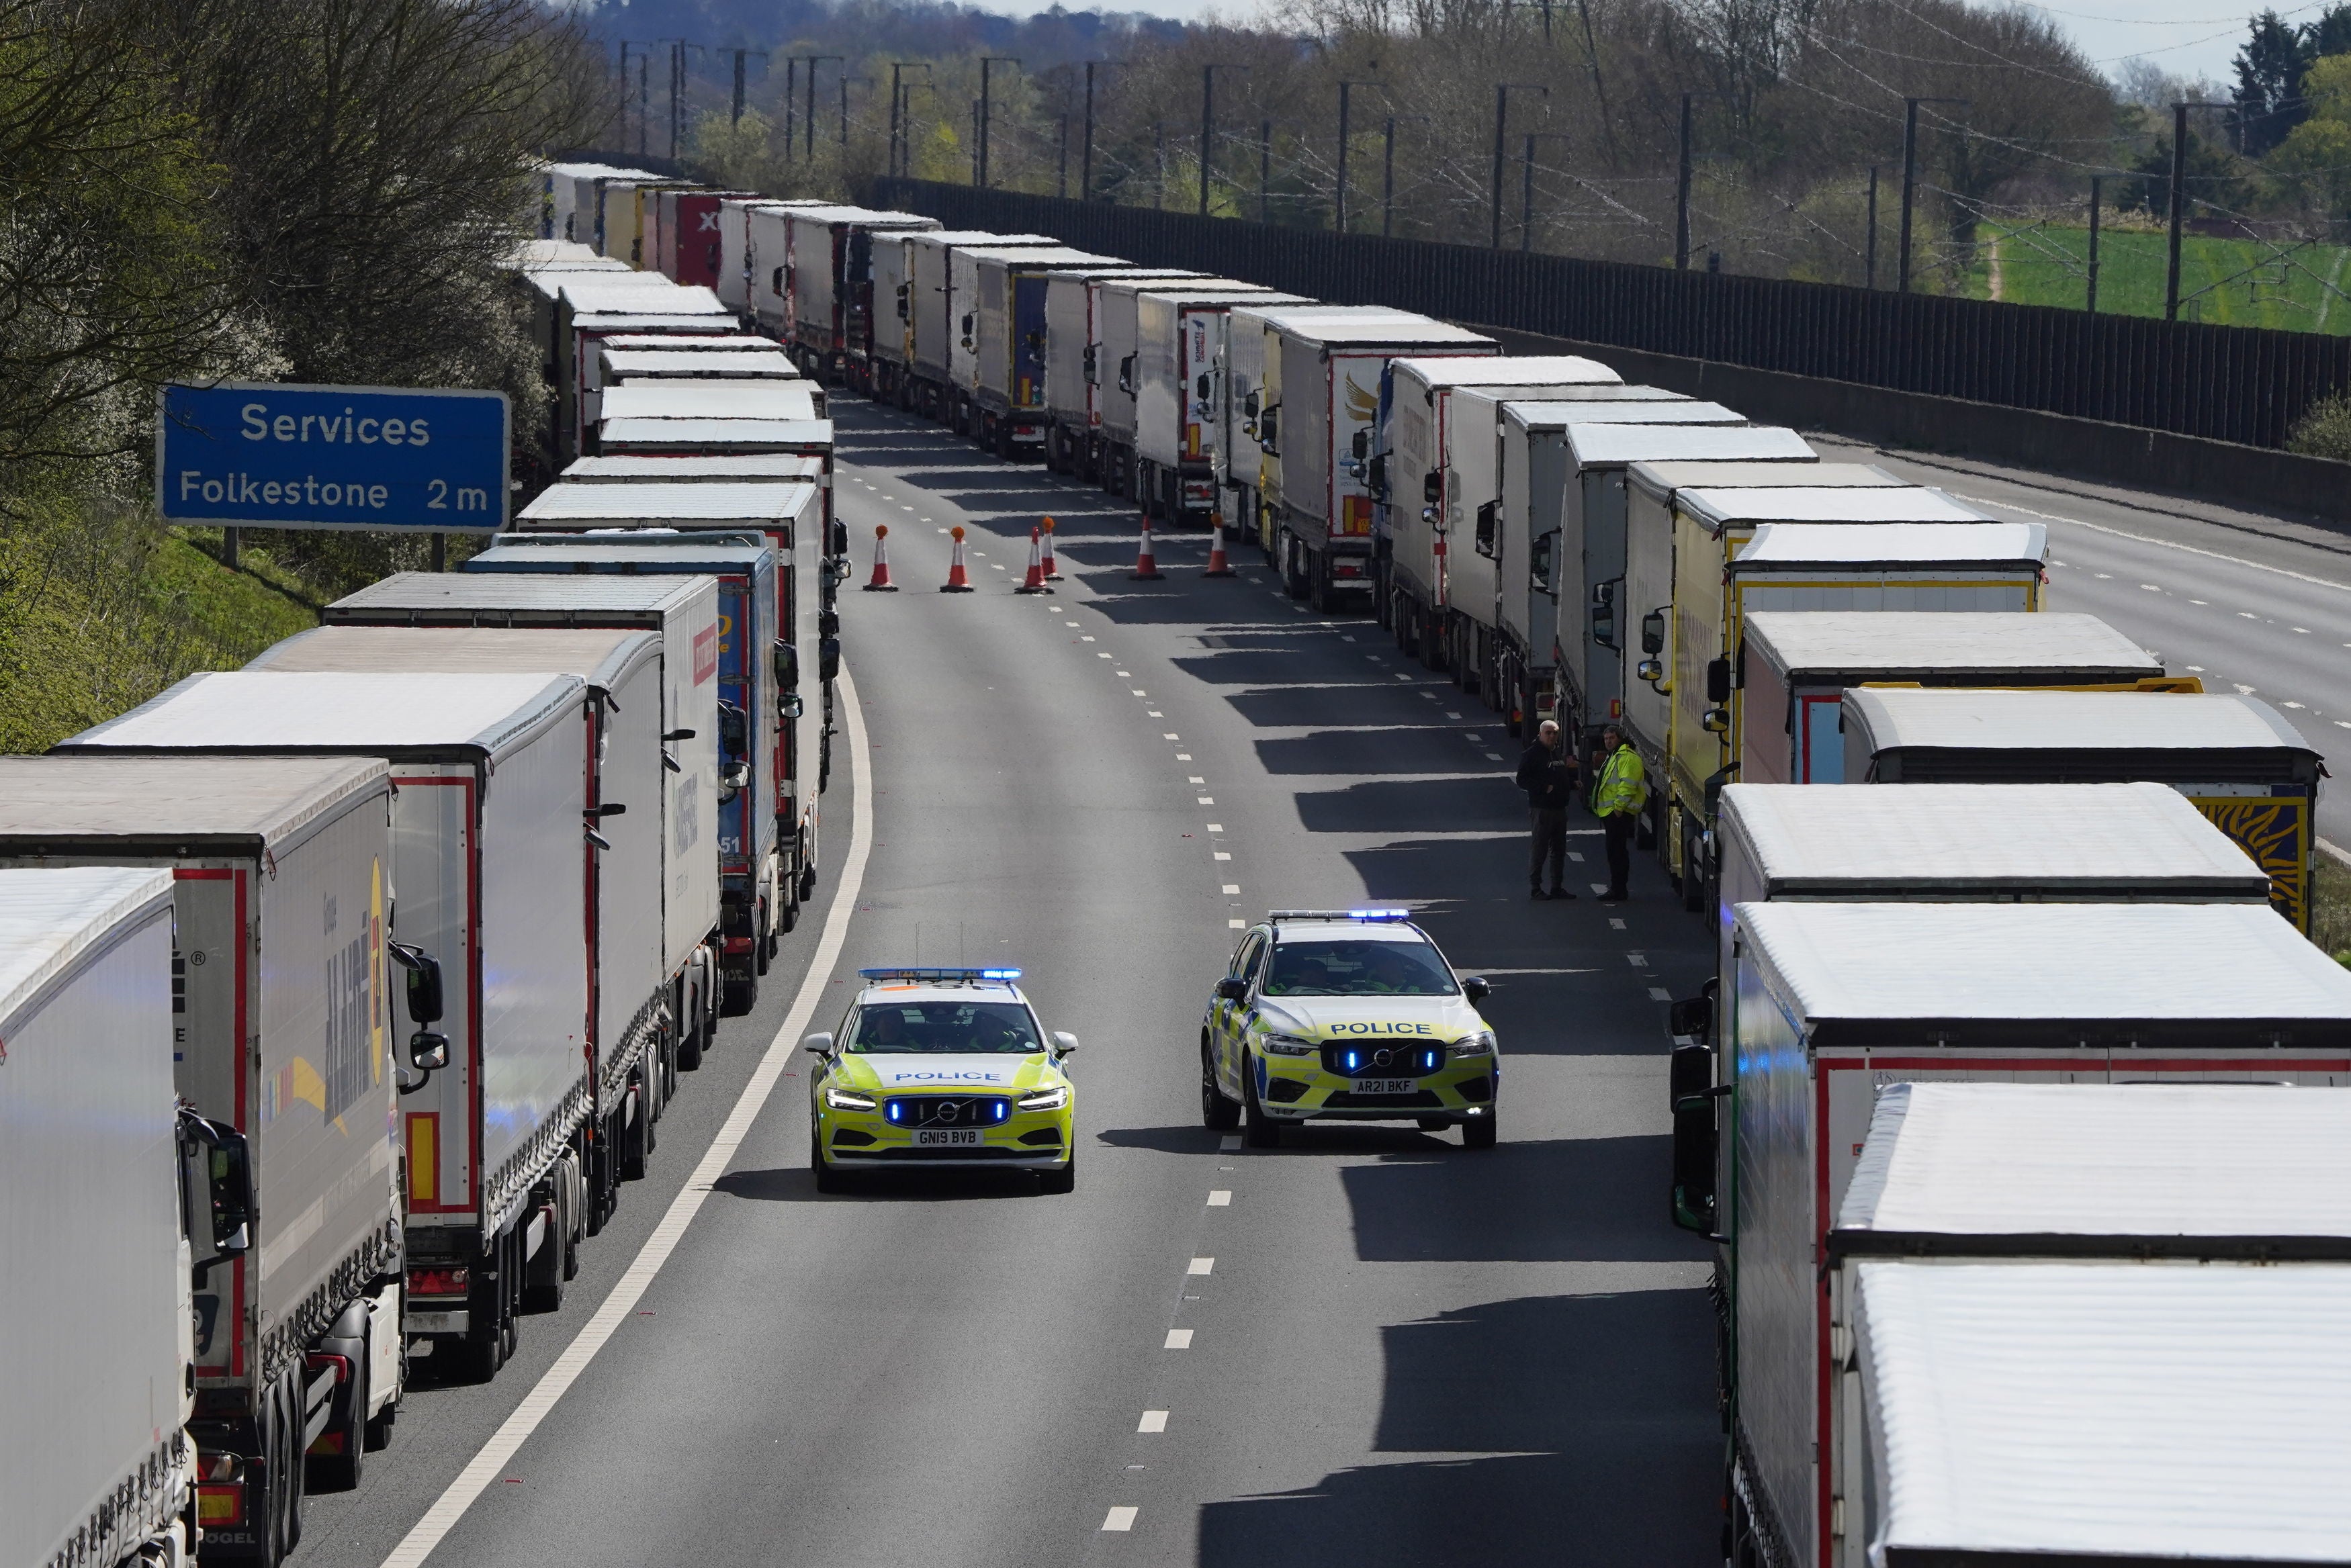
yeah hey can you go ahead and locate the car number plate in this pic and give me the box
[1355,1078,1419,1095]
[912,1128,983,1148]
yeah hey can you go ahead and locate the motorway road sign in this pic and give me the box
[159,381,510,533]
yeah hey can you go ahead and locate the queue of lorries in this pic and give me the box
[10,167,845,1568]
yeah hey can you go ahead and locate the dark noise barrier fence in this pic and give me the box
[869,177,2351,520]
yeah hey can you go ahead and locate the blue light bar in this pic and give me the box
[1266,909,1413,923]
[857,966,1022,983]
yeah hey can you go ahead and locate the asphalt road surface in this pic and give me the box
[1812,434,2351,851]
[295,398,1719,1568]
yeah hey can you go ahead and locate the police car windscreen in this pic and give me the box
[850,1001,1042,1054]
[1263,940,1457,997]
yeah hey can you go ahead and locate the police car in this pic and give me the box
[805,968,1079,1193]
[1201,910,1498,1148]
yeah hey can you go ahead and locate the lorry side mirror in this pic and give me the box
[1423,471,1441,505]
[1242,390,1259,417]
[1118,353,1135,394]
[1589,581,1620,651]
[1669,1041,1723,1236]
[1669,977,1718,1045]
[180,1111,255,1269]
[830,521,849,558]
[781,693,805,721]
[774,641,799,688]
[719,761,753,799]
[1366,455,1386,495]
[717,700,748,757]
[1196,373,1212,402]
[1474,501,1499,557]
[1641,608,1667,657]
[1529,533,1556,593]
[1351,428,1370,460]
[1083,344,1098,381]
[819,609,840,639]
[1258,408,1278,451]
[406,1031,450,1074]
[1705,655,1733,704]
[388,940,443,1026]
[819,637,842,684]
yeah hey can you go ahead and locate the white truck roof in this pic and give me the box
[1391,355,1621,391]
[1734,520,2045,566]
[1735,901,2351,1043]
[1846,688,2315,755]
[1853,1262,2351,1564]
[62,671,583,759]
[0,755,392,848]
[517,481,816,524]
[1501,398,1741,427]
[1721,782,2268,896]
[324,571,709,619]
[1564,424,1813,465]
[1837,1082,2351,1249]
[471,540,768,569]
[598,383,819,421]
[1744,610,2159,677]
[250,626,658,688]
[597,417,832,451]
[601,349,797,380]
[559,279,725,314]
[1628,460,1904,496]
[562,454,824,483]
[1682,486,1985,526]
[592,333,772,353]
[0,866,177,1027]
[1265,314,1495,350]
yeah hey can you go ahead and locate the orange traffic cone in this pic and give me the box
[1040,516,1063,581]
[1016,526,1053,594]
[939,525,975,592]
[1128,518,1163,581]
[1203,514,1237,578]
[863,525,899,592]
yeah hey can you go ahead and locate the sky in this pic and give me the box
[970,0,2270,89]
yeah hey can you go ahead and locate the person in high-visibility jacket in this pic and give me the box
[1591,725,1646,904]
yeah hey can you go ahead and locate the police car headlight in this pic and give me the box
[824,1086,877,1111]
[1017,1085,1069,1111]
[1447,1031,1496,1059]
[1261,1033,1317,1056]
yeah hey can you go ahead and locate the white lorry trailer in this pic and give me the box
[247,627,706,1233]
[1043,267,1211,477]
[1130,286,1309,524]
[553,276,733,462]
[948,246,1110,446]
[1832,1083,2351,1568]
[62,672,594,1391]
[1,865,246,1568]
[719,197,826,316]
[0,759,414,1563]
[869,230,1051,409]
[778,206,938,389]
[1094,279,1271,496]
[1680,899,2351,1568]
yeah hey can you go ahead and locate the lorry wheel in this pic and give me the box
[363,1398,396,1452]
[1682,833,1708,914]
[1241,1070,1282,1148]
[1462,1111,1499,1150]
[307,1354,365,1492]
[279,1386,306,1554]
[678,1013,704,1072]
[721,968,758,1016]
[1200,1041,1241,1131]
[621,1087,650,1181]
[523,1213,566,1316]
[755,911,772,975]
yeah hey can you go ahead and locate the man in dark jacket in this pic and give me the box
[1515,719,1579,900]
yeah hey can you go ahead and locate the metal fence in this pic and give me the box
[871,177,2351,452]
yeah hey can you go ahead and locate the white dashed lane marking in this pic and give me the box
[1164,1329,1194,1349]
[1208,1191,1232,1206]
[1138,1411,1169,1434]
[1103,1507,1139,1532]
[1188,1258,1215,1275]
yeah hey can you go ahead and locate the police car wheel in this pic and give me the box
[1201,1042,1241,1131]
[811,1121,847,1195]
[1241,1068,1282,1148]
[1462,1112,1499,1150]
[1036,1154,1076,1195]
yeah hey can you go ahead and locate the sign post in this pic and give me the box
[158,382,511,535]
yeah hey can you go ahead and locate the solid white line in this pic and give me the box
[378,667,875,1568]
[1955,492,2351,595]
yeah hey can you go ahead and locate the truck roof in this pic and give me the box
[1272,316,1497,351]
[0,755,390,852]
[597,417,832,451]
[591,333,770,353]
[1743,610,2159,678]
[1564,424,1813,466]
[1392,355,1620,394]
[1852,1262,2351,1563]
[517,480,817,524]
[1845,688,2315,757]
[562,454,824,483]
[903,231,1058,247]
[251,626,659,692]
[0,866,177,1027]
[1682,485,1983,526]
[602,349,798,380]
[60,672,584,762]
[1836,1082,2351,1252]
[1498,396,1740,427]
[568,312,737,334]
[470,541,770,571]
[1734,901,2351,1045]
[559,278,725,313]
[325,570,710,620]
[1720,782,2267,896]
[598,383,821,422]
[1732,520,2041,566]
[1628,459,1904,496]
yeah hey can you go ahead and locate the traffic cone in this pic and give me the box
[863,525,899,592]
[1202,513,1237,578]
[1128,518,1164,581]
[939,525,975,592]
[1016,526,1052,594]
[1040,516,1063,581]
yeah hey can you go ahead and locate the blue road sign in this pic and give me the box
[158,381,510,533]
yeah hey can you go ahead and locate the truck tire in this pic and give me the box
[1201,1040,1241,1131]
[621,1083,650,1181]
[306,1353,364,1492]
[677,1012,703,1072]
[277,1377,306,1557]
[363,1396,397,1453]
[721,966,758,1016]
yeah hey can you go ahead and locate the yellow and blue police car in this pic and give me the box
[1200,910,1498,1148]
[805,968,1079,1193]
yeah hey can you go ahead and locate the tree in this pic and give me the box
[2234,9,2309,156]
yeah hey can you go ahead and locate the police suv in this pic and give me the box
[1201,911,1499,1148]
[806,968,1080,1193]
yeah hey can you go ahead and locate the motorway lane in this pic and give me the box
[299,397,1720,1568]
[1812,434,2351,849]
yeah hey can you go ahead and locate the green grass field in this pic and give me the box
[1956,223,2351,333]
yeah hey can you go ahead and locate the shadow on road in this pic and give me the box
[711,1166,1049,1203]
[1339,1136,1706,1263]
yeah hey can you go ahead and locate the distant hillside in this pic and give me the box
[573,0,1192,68]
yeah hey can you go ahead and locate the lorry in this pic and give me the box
[1840,686,2325,929]
[0,864,250,1568]
[1670,898,2351,1568]
[1830,1083,2351,1568]
[652,187,758,288]
[1131,286,1312,524]
[1455,394,1740,730]
[779,206,940,387]
[907,234,1073,422]
[599,342,800,389]
[1042,267,1208,475]
[869,230,1054,410]
[597,381,824,430]
[717,197,826,314]
[247,626,711,1232]
[553,275,733,462]
[1221,305,1417,557]
[944,246,1113,446]
[1256,313,1500,610]
[1094,278,1270,493]
[1736,610,2174,786]
[60,674,594,1393]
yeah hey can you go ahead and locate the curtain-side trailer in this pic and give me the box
[949,247,1109,446]
[871,231,1050,408]
[1221,306,1413,559]
[655,189,757,287]
[781,207,939,388]
[1043,268,1208,477]
[1132,287,1308,524]
[719,199,822,316]
[1677,899,2351,1568]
